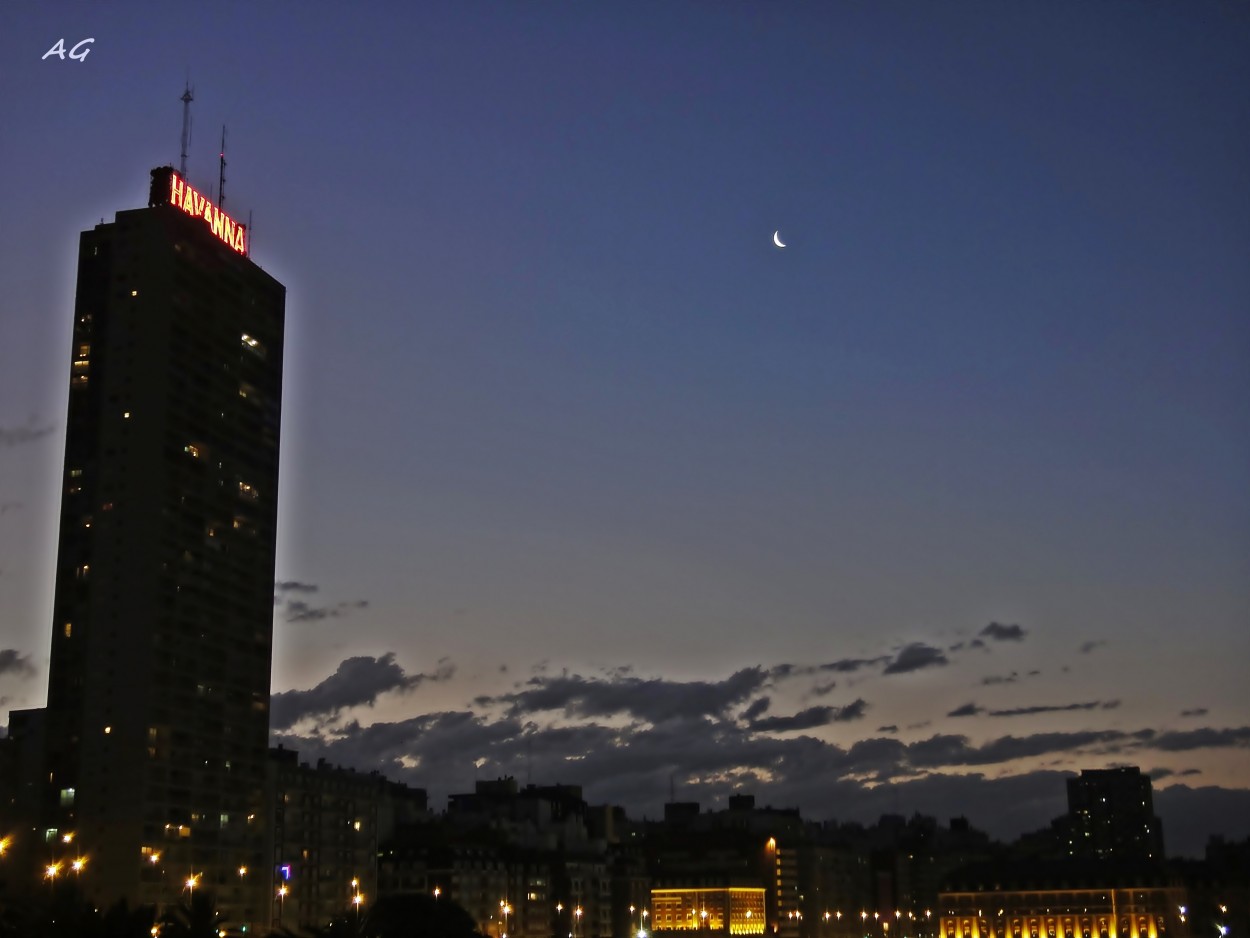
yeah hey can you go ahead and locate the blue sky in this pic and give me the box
[1,1,1247,855]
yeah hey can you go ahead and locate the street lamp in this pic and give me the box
[277,884,288,926]
[576,906,584,938]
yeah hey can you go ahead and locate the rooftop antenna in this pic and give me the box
[178,81,194,177]
[218,124,228,209]
[247,209,253,254]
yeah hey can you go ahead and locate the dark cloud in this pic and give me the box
[1180,708,1208,718]
[1155,785,1250,857]
[930,729,1144,766]
[981,672,1020,685]
[749,699,867,731]
[980,622,1026,642]
[740,697,770,721]
[1079,640,1106,654]
[1149,726,1250,751]
[0,421,55,447]
[821,656,890,673]
[476,668,769,724]
[275,580,319,594]
[836,698,869,721]
[271,682,1250,858]
[948,702,983,718]
[883,643,948,675]
[0,650,35,678]
[750,706,839,733]
[270,654,453,730]
[877,725,898,734]
[771,656,888,679]
[810,681,838,698]
[987,700,1119,717]
[284,598,369,622]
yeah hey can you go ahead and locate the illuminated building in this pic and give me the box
[31,166,284,927]
[649,887,767,935]
[938,863,1190,938]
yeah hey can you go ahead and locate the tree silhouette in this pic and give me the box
[323,892,486,938]
[159,890,224,938]
[99,898,158,938]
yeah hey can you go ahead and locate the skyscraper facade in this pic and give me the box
[1065,767,1165,862]
[37,166,284,927]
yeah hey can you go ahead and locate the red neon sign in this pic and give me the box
[166,171,247,255]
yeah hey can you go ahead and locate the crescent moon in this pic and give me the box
[773,230,786,248]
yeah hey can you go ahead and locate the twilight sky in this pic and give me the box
[1,2,1248,856]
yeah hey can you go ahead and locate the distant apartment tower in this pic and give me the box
[266,746,428,931]
[34,167,284,927]
[1065,767,1165,862]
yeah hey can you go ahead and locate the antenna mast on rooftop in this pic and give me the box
[218,125,227,209]
[178,82,194,176]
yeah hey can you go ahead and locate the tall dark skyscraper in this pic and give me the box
[36,167,284,925]
[1065,766,1165,862]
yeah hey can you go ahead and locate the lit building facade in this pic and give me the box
[939,866,1190,938]
[32,166,284,928]
[650,887,767,935]
[939,885,1188,938]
